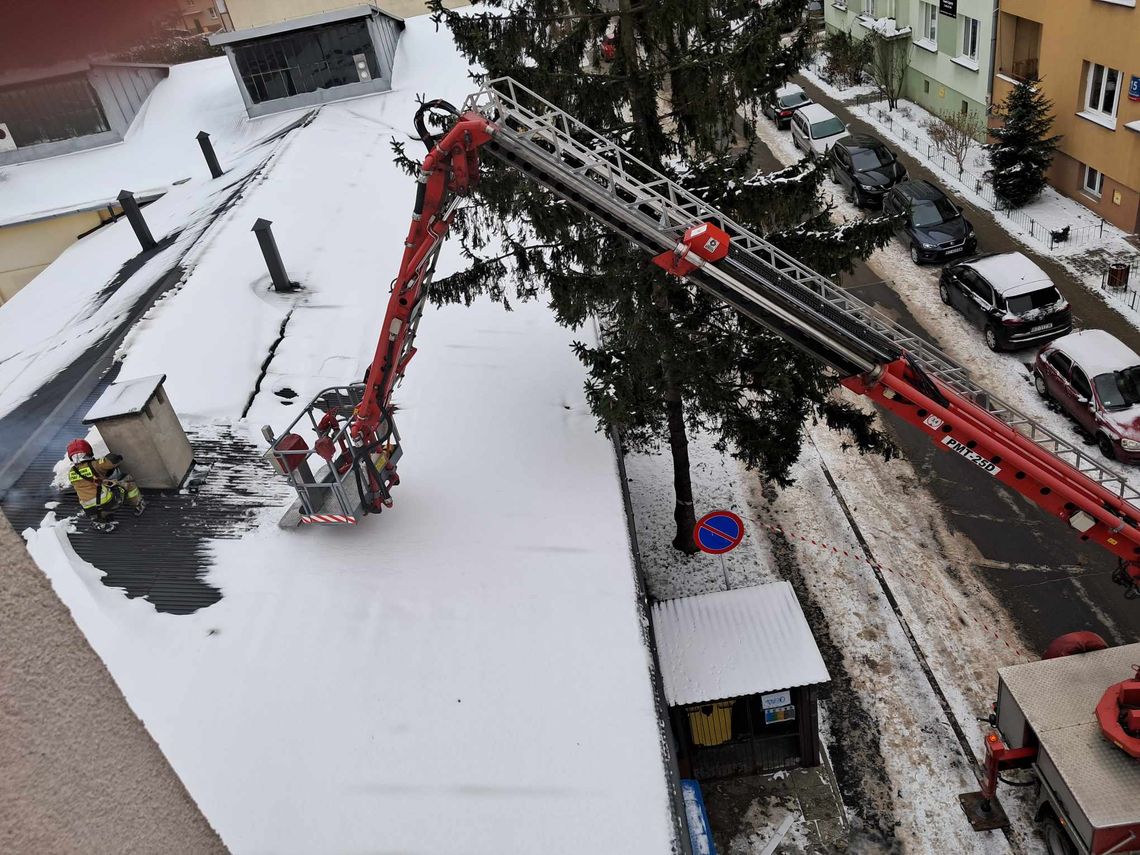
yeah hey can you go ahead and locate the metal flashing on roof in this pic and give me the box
[209,4,401,46]
[0,60,169,91]
[651,581,830,707]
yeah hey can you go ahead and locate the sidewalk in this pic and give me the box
[795,74,1140,349]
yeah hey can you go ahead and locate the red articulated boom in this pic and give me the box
[265,78,1140,599]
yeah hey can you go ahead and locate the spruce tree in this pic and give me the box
[424,0,897,551]
[987,79,1061,209]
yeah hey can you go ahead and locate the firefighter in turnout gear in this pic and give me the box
[66,438,145,532]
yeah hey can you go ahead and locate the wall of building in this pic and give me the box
[178,0,227,33]
[993,0,1140,233]
[0,511,227,854]
[824,0,994,136]
[224,0,468,29]
[0,212,103,307]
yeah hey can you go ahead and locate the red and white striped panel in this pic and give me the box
[301,514,357,524]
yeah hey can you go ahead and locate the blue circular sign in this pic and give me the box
[693,510,744,554]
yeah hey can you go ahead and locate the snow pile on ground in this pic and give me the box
[800,53,878,104]
[16,15,677,854]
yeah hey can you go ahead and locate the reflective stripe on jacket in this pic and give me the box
[68,459,117,509]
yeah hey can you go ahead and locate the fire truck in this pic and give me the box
[963,638,1140,854]
[262,76,1140,849]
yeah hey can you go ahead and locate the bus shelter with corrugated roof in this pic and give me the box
[651,582,830,780]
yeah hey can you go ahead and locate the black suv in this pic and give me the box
[939,252,1071,351]
[882,180,977,264]
[827,134,907,208]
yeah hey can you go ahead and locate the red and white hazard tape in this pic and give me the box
[301,514,357,524]
[761,522,1027,661]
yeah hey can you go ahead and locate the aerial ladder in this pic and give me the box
[265,77,1140,599]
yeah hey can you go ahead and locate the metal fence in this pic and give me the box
[1099,258,1140,312]
[863,104,1107,252]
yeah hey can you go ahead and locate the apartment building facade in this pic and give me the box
[220,0,467,29]
[993,0,1140,234]
[824,0,997,128]
[176,0,232,34]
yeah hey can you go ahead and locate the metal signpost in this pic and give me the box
[694,510,745,591]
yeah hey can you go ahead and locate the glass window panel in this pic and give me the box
[1101,68,1118,114]
[233,19,378,104]
[0,73,110,146]
[1088,63,1104,111]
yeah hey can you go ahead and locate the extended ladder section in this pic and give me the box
[461,77,1140,591]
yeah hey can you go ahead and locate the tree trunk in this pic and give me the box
[652,277,698,555]
[617,0,666,165]
[666,383,699,554]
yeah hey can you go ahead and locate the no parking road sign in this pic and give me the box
[693,510,744,554]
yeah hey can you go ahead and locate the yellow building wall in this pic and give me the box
[225,0,467,29]
[994,0,1140,233]
[0,212,103,307]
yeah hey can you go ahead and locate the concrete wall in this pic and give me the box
[0,511,227,854]
[225,0,468,28]
[0,211,105,307]
[994,0,1140,233]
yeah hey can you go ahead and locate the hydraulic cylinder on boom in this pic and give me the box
[265,77,1140,599]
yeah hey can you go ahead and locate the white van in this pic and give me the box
[790,103,846,159]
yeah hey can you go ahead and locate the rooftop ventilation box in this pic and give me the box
[83,374,193,489]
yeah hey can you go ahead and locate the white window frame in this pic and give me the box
[1084,62,1122,120]
[918,2,938,45]
[1082,164,1105,198]
[960,16,980,62]
[208,6,218,17]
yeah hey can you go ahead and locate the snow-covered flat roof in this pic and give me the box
[0,56,286,228]
[651,582,829,707]
[14,14,676,853]
[1051,329,1140,377]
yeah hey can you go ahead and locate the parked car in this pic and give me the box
[764,84,813,130]
[826,134,907,208]
[882,180,977,263]
[1034,330,1140,462]
[938,252,1071,351]
[790,103,846,159]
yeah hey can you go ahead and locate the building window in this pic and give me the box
[1082,165,1104,198]
[863,0,876,16]
[961,16,980,61]
[209,7,218,18]
[232,20,380,105]
[1084,63,1121,119]
[0,74,110,148]
[919,2,937,43]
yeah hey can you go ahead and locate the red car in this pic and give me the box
[1034,329,1140,462]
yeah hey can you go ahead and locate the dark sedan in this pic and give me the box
[882,180,977,264]
[827,134,907,208]
[763,84,813,130]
